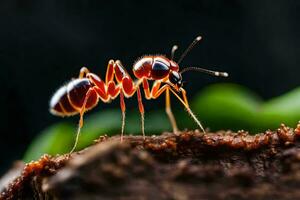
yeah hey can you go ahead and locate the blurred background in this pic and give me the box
[0,0,299,174]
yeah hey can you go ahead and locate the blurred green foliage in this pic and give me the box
[24,110,171,162]
[192,84,261,132]
[23,123,74,162]
[257,87,300,131]
[193,84,300,133]
[24,83,300,162]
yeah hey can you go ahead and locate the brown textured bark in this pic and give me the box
[1,123,300,200]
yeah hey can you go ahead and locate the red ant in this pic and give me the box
[49,36,228,153]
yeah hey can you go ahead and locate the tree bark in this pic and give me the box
[1,123,300,200]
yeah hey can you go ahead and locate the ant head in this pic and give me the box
[169,70,183,91]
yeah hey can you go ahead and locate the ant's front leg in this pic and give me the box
[165,89,179,133]
[151,83,206,134]
[170,88,206,133]
[150,82,179,134]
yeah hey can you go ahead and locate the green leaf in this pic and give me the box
[192,83,261,132]
[144,110,172,133]
[75,109,122,150]
[23,123,74,162]
[258,87,300,130]
[23,109,171,161]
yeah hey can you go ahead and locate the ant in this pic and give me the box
[49,36,228,153]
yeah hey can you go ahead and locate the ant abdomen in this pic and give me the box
[50,78,98,116]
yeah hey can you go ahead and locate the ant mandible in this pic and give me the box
[49,36,229,153]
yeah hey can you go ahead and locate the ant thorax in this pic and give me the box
[133,55,179,81]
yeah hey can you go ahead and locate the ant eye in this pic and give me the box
[151,61,169,79]
[169,71,182,85]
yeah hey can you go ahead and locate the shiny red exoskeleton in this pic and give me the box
[50,36,229,152]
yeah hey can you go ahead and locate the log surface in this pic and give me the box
[1,123,300,200]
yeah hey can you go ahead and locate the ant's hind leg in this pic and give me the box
[119,92,126,142]
[70,88,98,154]
[165,89,179,134]
[137,87,145,139]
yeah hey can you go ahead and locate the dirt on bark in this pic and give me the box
[1,123,300,200]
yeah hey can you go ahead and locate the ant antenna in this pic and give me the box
[180,67,228,77]
[170,45,178,60]
[177,36,202,64]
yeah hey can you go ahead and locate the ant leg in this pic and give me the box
[105,60,115,85]
[79,67,90,78]
[150,82,179,133]
[165,89,179,133]
[170,88,206,133]
[142,79,151,99]
[115,61,136,97]
[137,87,145,139]
[119,91,126,142]
[151,83,179,133]
[152,84,205,134]
[180,88,190,107]
[70,87,98,154]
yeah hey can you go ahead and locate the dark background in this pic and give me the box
[0,0,299,174]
